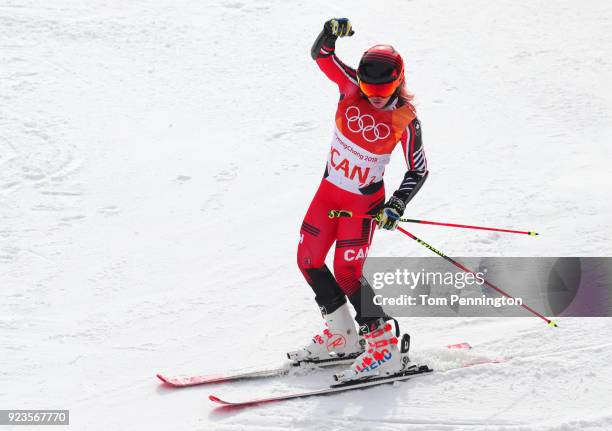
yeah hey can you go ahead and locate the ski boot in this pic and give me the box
[333,318,411,383]
[287,302,364,363]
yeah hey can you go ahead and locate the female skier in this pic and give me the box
[288,18,428,382]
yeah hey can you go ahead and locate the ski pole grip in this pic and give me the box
[328,210,353,219]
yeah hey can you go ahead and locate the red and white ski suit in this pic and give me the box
[298,38,428,317]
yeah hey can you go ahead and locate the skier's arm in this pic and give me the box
[378,118,428,230]
[394,118,429,206]
[311,19,358,92]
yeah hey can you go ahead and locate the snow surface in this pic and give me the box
[1,0,612,430]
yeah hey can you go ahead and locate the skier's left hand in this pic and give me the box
[377,196,406,231]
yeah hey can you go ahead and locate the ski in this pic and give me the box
[208,355,506,408]
[156,354,360,387]
[209,364,433,407]
[157,341,473,387]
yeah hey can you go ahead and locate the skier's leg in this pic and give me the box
[291,180,362,361]
[297,180,346,314]
[331,191,408,381]
[333,193,388,326]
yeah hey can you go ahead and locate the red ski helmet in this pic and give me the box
[357,44,404,98]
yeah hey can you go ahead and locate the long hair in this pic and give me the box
[397,80,415,108]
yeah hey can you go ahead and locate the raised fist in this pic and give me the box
[324,18,354,38]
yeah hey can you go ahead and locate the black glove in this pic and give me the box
[377,196,405,231]
[324,18,354,38]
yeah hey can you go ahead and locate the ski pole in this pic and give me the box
[394,226,557,327]
[328,210,539,236]
[327,210,555,327]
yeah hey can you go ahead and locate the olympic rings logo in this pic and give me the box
[345,106,391,142]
